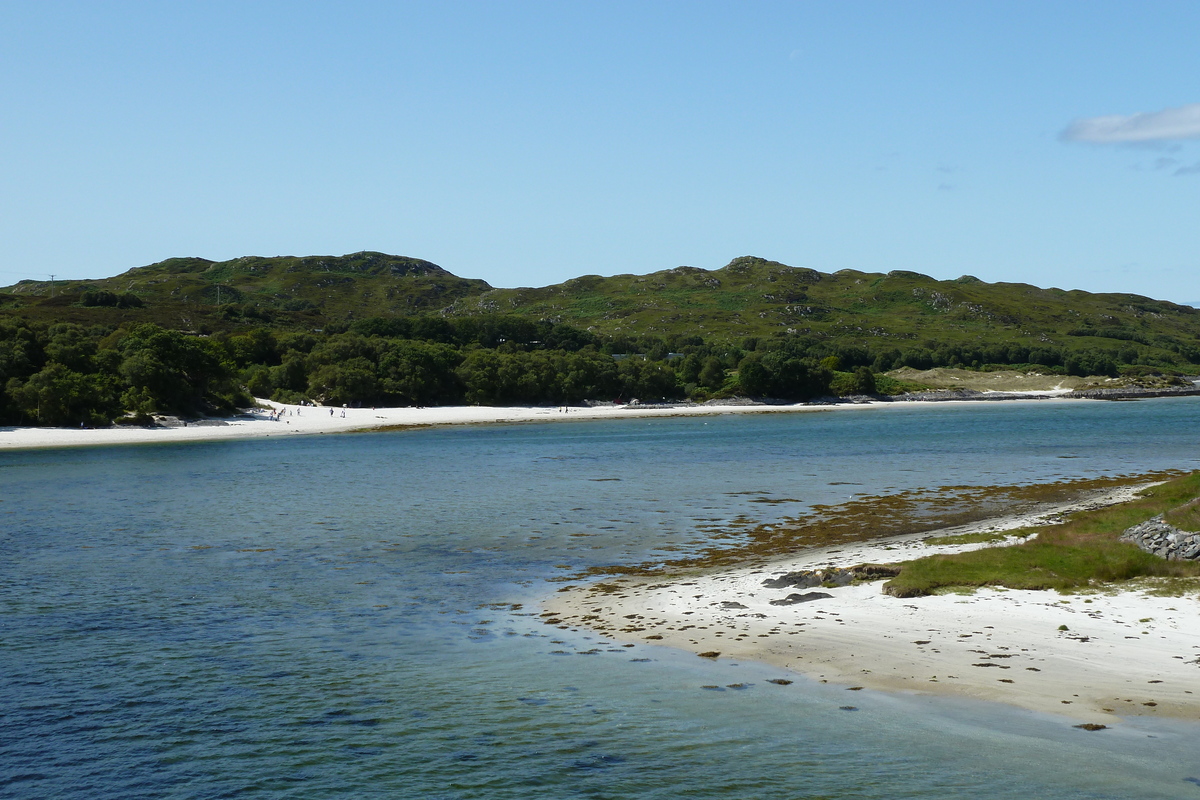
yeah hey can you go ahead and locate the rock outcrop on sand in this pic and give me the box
[1120,515,1200,561]
[1067,386,1200,401]
[762,565,900,590]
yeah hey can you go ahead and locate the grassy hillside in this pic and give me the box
[4,253,1199,370]
[2,251,490,332]
[443,256,1200,364]
[4,251,1199,426]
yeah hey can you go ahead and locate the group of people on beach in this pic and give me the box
[267,404,347,421]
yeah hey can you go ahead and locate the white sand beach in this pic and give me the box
[0,400,831,450]
[543,483,1200,724]
[0,394,1088,451]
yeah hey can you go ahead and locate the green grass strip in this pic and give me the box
[883,472,1200,597]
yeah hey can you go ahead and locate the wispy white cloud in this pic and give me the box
[1061,103,1200,143]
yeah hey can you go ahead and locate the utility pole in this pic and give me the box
[48,274,55,298]
[217,285,221,305]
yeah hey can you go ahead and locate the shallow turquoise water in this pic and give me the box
[4,398,1200,798]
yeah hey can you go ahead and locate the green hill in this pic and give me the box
[2,251,491,331]
[4,251,1199,427]
[4,252,1199,367]
[441,256,1200,367]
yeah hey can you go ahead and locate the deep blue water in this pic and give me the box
[4,398,1200,798]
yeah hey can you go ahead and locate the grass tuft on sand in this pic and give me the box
[883,471,1200,597]
[924,530,1032,546]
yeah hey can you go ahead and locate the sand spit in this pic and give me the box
[544,484,1200,724]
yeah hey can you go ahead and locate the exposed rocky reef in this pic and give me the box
[762,564,900,590]
[769,591,833,606]
[1067,386,1200,401]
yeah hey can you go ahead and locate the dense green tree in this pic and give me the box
[677,354,703,385]
[225,328,280,367]
[736,355,771,396]
[899,348,934,370]
[243,364,275,398]
[409,316,456,344]
[698,357,726,390]
[378,340,462,405]
[855,366,877,395]
[307,357,380,406]
[644,341,670,361]
[117,324,234,414]
[305,334,379,371]
[0,322,42,384]
[270,352,310,395]
[559,351,621,402]
[617,359,682,401]
[79,289,143,308]
[44,324,99,373]
[348,317,413,339]
[735,352,831,400]
[6,363,120,426]
[456,350,508,405]
[543,324,596,352]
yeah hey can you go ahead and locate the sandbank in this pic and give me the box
[543,483,1200,724]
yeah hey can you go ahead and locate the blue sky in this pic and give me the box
[1,1,1197,302]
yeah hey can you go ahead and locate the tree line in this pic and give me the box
[0,314,1189,426]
